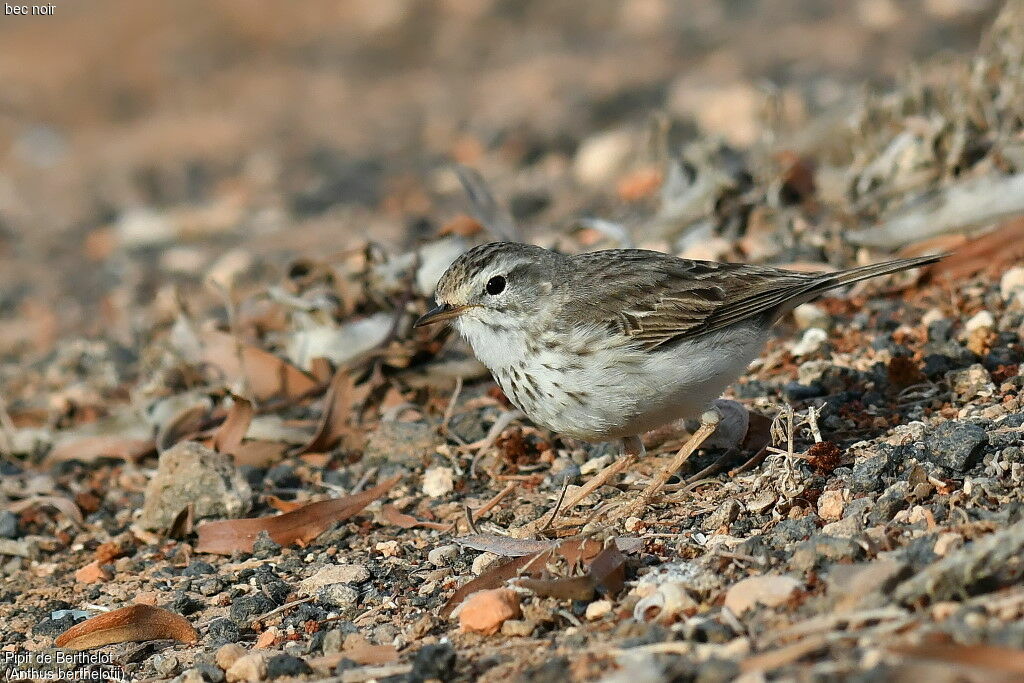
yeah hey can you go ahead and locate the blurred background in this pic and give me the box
[0,0,1001,359]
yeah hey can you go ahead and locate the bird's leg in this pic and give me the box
[557,436,642,512]
[616,407,721,520]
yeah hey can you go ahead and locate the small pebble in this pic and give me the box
[428,544,459,567]
[318,584,359,609]
[422,467,455,498]
[215,644,247,672]
[817,490,845,522]
[226,653,268,683]
[472,552,499,575]
[1000,266,1024,301]
[265,654,311,679]
[965,310,995,333]
[792,303,831,330]
[585,599,613,620]
[500,619,535,637]
[791,327,828,356]
[458,589,521,635]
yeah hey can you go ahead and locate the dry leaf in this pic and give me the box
[888,639,1024,675]
[265,495,303,513]
[195,475,400,554]
[48,436,154,463]
[724,575,801,615]
[232,441,289,467]
[441,537,620,617]
[8,495,85,527]
[515,544,626,601]
[202,330,318,401]
[923,217,1024,282]
[157,404,208,452]
[293,367,355,455]
[212,395,254,455]
[454,534,559,557]
[55,605,198,650]
[380,504,449,531]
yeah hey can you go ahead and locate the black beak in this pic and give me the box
[414,303,467,327]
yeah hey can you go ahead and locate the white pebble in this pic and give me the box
[471,551,499,575]
[965,310,995,333]
[792,303,831,330]
[427,544,459,567]
[573,129,633,187]
[585,599,613,620]
[1000,266,1024,301]
[422,466,455,498]
[791,327,828,356]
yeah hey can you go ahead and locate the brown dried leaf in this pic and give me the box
[157,404,208,453]
[232,441,289,467]
[293,367,355,455]
[167,503,195,540]
[212,395,254,455]
[195,475,400,554]
[923,217,1024,282]
[515,543,626,600]
[888,639,1024,675]
[455,534,559,557]
[201,330,318,401]
[441,537,623,616]
[54,605,198,650]
[265,495,303,513]
[8,495,84,527]
[380,504,449,531]
[48,436,154,464]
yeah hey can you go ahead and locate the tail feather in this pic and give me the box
[777,253,943,315]
[814,254,942,290]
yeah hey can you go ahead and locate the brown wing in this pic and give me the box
[563,250,816,350]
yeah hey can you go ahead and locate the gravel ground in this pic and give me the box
[1,2,1023,682]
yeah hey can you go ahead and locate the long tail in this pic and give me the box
[809,254,942,293]
[777,253,943,315]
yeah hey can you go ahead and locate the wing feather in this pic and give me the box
[561,250,815,350]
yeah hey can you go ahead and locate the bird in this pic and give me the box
[415,242,940,520]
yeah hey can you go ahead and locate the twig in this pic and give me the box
[539,479,570,531]
[442,376,463,427]
[472,481,517,522]
[463,506,479,534]
[252,596,314,624]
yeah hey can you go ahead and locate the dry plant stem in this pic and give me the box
[563,454,638,511]
[472,481,517,521]
[615,410,720,520]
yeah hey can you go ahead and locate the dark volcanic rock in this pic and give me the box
[851,445,901,493]
[791,535,864,571]
[266,654,311,679]
[868,481,911,525]
[411,643,457,682]
[924,421,988,473]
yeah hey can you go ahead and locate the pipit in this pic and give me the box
[416,242,939,520]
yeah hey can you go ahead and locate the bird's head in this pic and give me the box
[414,242,558,333]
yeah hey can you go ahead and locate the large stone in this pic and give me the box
[924,421,988,473]
[140,441,252,530]
[362,421,441,466]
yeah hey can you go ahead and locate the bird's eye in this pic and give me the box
[485,275,506,295]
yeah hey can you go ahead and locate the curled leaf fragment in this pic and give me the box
[55,605,198,650]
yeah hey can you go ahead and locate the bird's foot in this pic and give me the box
[613,406,722,522]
